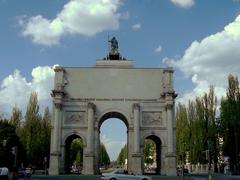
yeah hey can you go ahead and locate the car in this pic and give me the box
[101,169,152,180]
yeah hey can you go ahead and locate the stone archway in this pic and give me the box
[97,111,129,171]
[49,56,177,176]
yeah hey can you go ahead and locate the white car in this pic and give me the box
[101,169,152,180]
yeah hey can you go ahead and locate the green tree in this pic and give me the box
[38,107,51,167]
[144,139,155,165]
[176,103,189,164]
[99,143,110,167]
[220,74,240,173]
[176,86,218,169]
[117,144,127,166]
[71,138,83,167]
[0,119,19,168]
[21,92,42,165]
[9,106,22,129]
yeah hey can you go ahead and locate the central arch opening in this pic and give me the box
[98,112,128,173]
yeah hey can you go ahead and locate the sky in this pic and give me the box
[1,0,240,161]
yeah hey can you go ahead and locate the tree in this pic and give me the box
[117,144,127,166]
[176,86,218,169]
[220,74,240,174]
[144,139,155,165]
[176,103,189,164]
[21,92,42,165]
[71,138,83,167]
[38,107,51,167]
[9,106,22,129]
[99,143,110,167]
[0,119,19,168]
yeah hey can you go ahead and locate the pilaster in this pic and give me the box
[133,103,140,153]
[83,102,95,174]
[49,67,65,175]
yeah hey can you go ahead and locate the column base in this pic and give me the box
[82,153,95,175]
[131,153,142,175]
[49,151,61,175]
[165,153,177,176]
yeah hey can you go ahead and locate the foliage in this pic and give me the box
[117,144,127,165]
[144,139,156,165]
[9,106,22,129]
[176,86,218,169]
[6,92,52,168]
[220,74,240,173]
[0,119,19,167]
[99,143,110,167]
[71,138,83,166]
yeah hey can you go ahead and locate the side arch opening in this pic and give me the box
[64,134,83,174]
[144,135,162,175]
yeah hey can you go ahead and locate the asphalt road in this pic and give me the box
[20,173,240,180]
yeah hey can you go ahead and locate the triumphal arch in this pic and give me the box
[49,38,177,176]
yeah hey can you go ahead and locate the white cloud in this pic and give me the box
[170,0,194,8]
[166,15,240,103]
[131,23,141,30]
[19,0,122,46]
[0,66,54,116]
[154,45,162,53]
[101,134,126,161]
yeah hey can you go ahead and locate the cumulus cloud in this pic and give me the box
[131,23,141,30]
[154,45,162,53]
[19,0,122,46]
[170,0,194,8]
[0,66,54,116]
[101,134,125,161]
[165,15,240,103]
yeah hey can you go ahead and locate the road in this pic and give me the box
[18,173,240,180]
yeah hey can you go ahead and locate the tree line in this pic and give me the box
[0,92,51,169]
[176,74,240,174]
[0,92,111,170]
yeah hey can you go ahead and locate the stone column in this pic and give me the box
[49,91,64,175]
[165,102,176,176]
[83,102,95,174]
[87,102,95,153]
[133,103,140,153]
[131,103,142,175]
[166,103,173,153]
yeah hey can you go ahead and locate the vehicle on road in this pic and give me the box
[101,169,152,180]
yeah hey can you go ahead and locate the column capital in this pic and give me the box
[88,102,96,110]
[165,102,174,109]
[133,103,140,110]
[161,91,178,99]
[51,90,66,110]
[54,102,63,110]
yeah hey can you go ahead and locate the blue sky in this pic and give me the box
[1,0,240,160]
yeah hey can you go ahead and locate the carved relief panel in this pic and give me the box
[64,111,86,125]
[142,112,163,126]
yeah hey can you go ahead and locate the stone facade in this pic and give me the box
[49,60,177,176]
